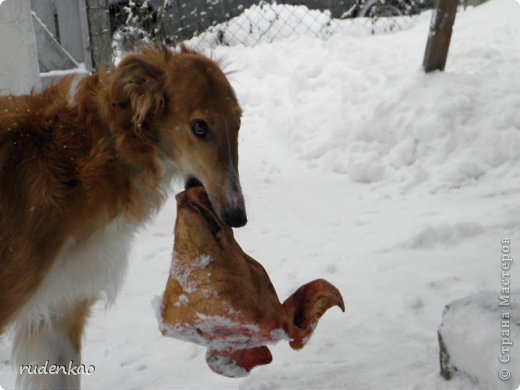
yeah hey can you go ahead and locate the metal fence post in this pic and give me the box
[422,0,458,72]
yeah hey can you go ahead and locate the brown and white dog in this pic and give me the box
[0,44,246,389]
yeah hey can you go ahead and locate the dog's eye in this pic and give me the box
[191,120,209,138]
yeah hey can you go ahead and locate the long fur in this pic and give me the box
[0,44,244,389]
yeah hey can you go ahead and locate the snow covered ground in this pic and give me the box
[2,0,520,388]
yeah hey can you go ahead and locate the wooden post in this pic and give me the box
[85,0,112,70]
[422,0,458,72]
[78,0,93,71]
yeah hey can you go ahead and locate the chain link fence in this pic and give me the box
[111,0,433,54]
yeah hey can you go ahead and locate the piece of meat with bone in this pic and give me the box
[158,186,345,377]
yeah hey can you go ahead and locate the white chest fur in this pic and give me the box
[16,218,139,325]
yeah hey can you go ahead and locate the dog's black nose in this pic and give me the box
[223,208,247,227]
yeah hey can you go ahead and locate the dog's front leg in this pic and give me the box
[13,299,93,390]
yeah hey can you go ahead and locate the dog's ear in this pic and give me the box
[110,55,166,127]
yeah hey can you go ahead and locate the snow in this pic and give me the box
[40,66,88,78]
[205,351,249,379]
[193,255,212,269]
[1,0,520,388]
[169,251,198,294]
[187,3,427,49]
[438,290,520,389]
[159,314,263,351]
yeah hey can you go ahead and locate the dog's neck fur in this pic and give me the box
[71,72,173,224]
[0,74,174,331]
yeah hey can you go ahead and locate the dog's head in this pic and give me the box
[108,45,246,227]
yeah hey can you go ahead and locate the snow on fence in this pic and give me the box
[112,0,433,52]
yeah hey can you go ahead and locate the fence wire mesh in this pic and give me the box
[111,0,433,54]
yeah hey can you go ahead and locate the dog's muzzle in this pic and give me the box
[223,207,247,228]
[223,190,247,227]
